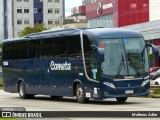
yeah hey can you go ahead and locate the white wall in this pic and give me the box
[43,0,64,28]
[150,0,160,21]
[13,1,34,38]
[0,0,4,41]
[7,0,13,39]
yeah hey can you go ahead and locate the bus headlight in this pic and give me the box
[141,79,150,87]
[103,82,116,89]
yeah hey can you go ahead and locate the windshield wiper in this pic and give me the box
[116,52,125,78]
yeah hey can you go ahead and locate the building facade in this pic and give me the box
[34,0,43,25]
[0,0,4,41]
[13,0,34,38]
[71,5,87,23]
[43,0,64,28]
[150,0,160,21]
[0,0,13,41]
[0,0,64,41]
[86,0,149,28]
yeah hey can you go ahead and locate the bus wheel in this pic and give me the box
[76,84,89,103]
[18,82,34,99]
[50,96,63,100]
[116,97,127,103]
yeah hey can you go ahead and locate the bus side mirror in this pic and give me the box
[146,43,159,58]
[90,45,105,62]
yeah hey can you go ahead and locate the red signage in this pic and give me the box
[86,0,115,20]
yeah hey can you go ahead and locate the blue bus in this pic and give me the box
[2,28,159,103]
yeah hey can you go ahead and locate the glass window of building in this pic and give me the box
[17,9,22,13]
[17,20,22,25]
[55,8,60,14]
[48,8,53,13]
[24,9,29,13]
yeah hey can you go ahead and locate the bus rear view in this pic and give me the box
[2,28,159,103]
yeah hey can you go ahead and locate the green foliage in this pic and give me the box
[150,90,160,98]
[0,42,2,48]
[19,24,47,37]
[148,54,154,58]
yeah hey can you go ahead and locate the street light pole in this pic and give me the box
[60,16,63,28]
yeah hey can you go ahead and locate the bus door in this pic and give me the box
[85,45,101,98]
[89,47,100,81]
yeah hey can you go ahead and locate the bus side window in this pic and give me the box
[67,35,82,61]
[54,37,67,58]
[11,42,19,60]
[19,41,28,59]
[3,43,11,60]
[28,40,39,59]
[40,38,54,58]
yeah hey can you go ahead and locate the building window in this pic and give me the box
[48,0,52,2]
[55,0,59,2]
[24,20,30,24]
[48,8,53,13]
[17,9,22,13]
[24,9,29,13]
[55,21,60,25]
[34,0,43,2]
[17,0,22,2]
[130,4,136,8]
[24,0,29,2]
[48,20,53,25]
[34,8,37,13]
[55,8,60,14]
[17,20,22,25]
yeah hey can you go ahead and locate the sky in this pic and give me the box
[65,0,82,16]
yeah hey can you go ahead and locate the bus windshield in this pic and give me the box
[98,38,149,78]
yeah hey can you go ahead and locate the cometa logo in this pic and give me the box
[50,61,71,71]
[97,2,113,15]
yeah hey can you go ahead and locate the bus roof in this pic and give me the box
[3,28,143,43]
[84,28,143,38]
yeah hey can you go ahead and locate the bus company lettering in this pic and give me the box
[50,61,71,71]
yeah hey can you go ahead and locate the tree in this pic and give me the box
[19,24,47,37]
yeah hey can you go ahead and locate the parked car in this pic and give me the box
[150,67,160,74]
[149,67,160,80]
[149,67,160,85]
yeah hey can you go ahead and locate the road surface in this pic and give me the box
[0,90,159,111]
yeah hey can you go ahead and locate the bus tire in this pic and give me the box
[18,82,34,99]
[116,97,127,103]
[76,84,89,103]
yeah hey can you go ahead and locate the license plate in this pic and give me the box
[125,90,133,94]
